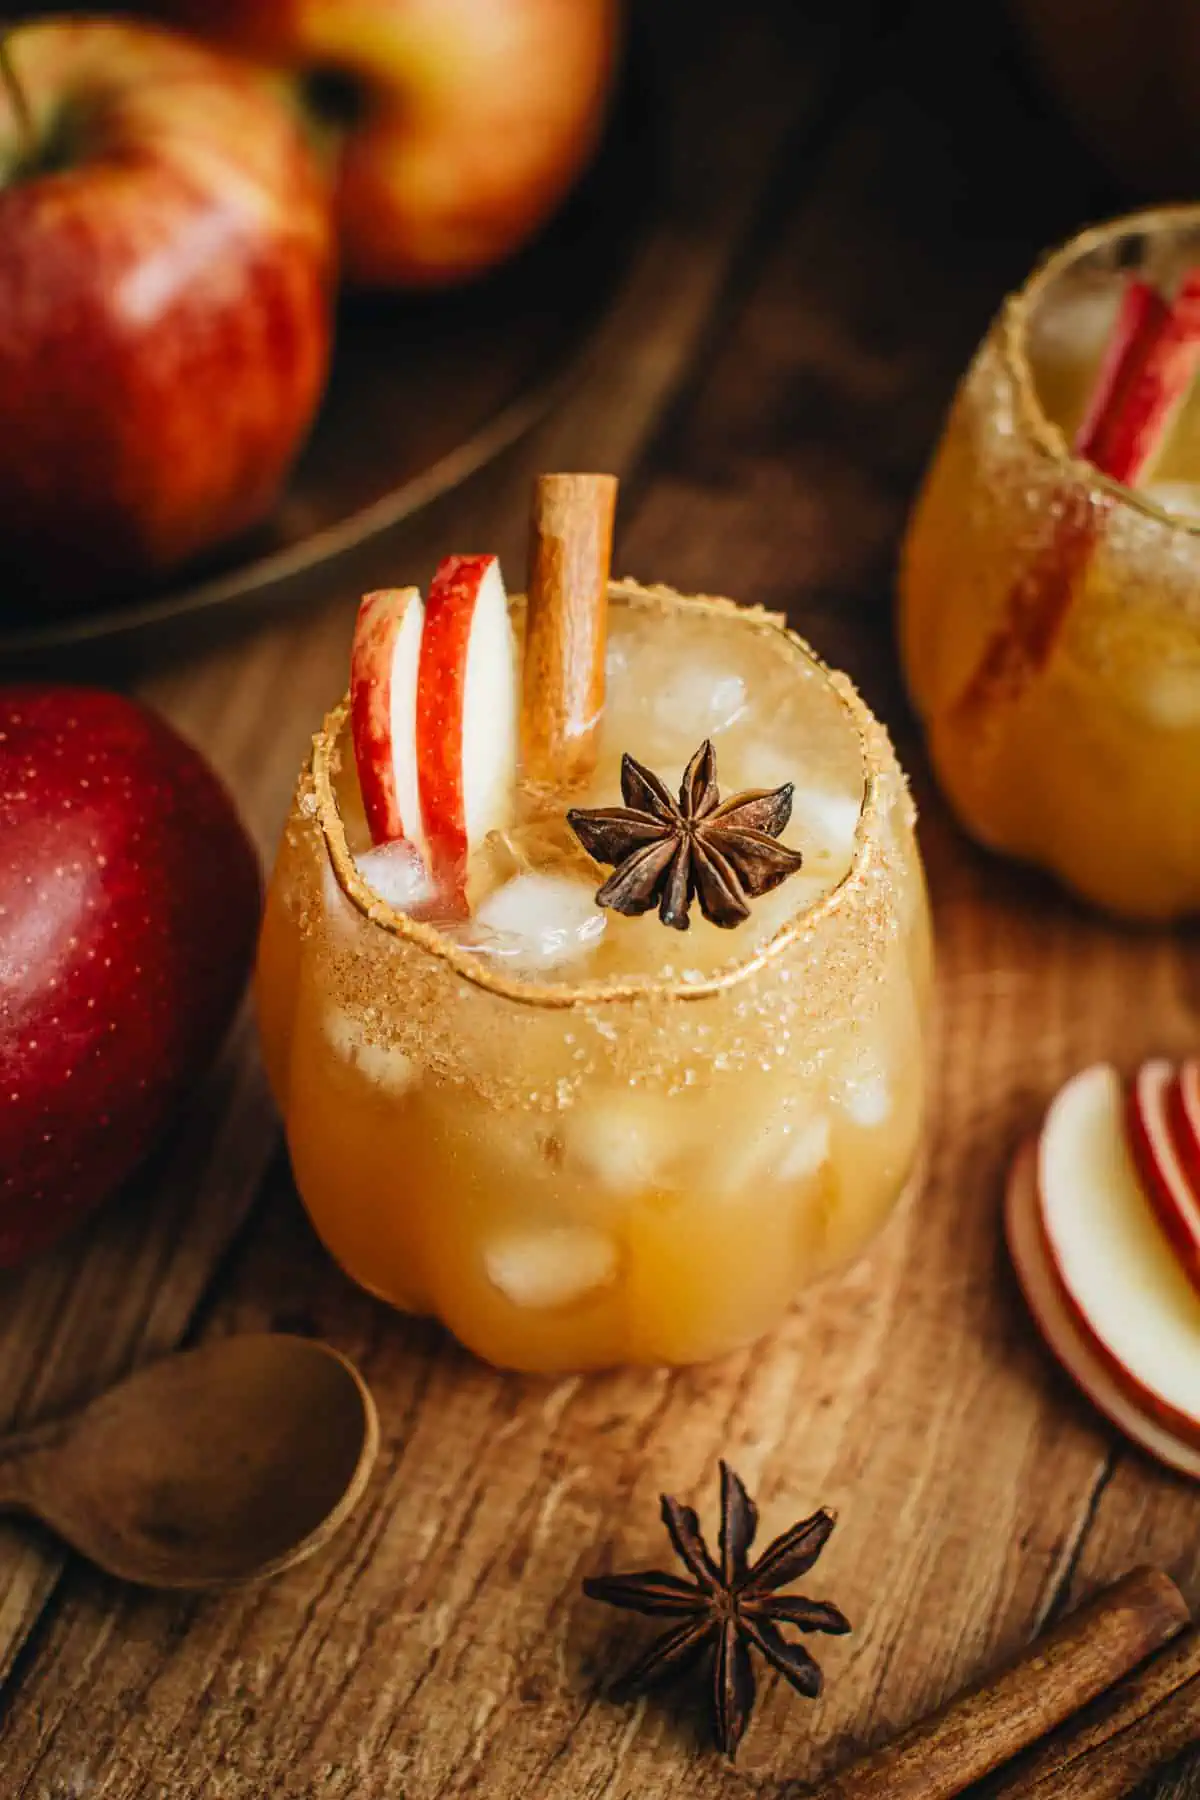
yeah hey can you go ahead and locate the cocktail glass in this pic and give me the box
[901,206,1200,920]
[258,580,930,1371]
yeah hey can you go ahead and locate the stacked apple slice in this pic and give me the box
[1006,1060,1200,1478]
[349,554,519,900]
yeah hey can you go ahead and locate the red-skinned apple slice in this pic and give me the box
[416,554,518,880]
[1169,1058,1200,1194]
[1078,271,1200,483]
[1036,1063,1200,1450]
[1128,1058,1200,1297]
[953,270,1200,718]
[350,587,426,852]
[1005,1137,1200,1481]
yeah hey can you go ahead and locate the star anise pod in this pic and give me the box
[583,1462,849,1759]
[566,740,805,931]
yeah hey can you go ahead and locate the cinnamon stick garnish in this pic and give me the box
[522,472,618,788]
[797,1568,1188,1800]
[985,1624,1200,1800]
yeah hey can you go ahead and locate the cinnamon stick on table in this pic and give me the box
[800,1567,1188,1800]
[522,472,618,789]
[985,1623,1200,1800]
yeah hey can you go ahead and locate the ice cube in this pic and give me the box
[562,1089,685,1193]
[706,1096,831,1197]
[832,1048,892,1128]
[1128,662,1200,731]
[788,785,861,867]
[356,840,436,914]
[472,872,607,973]
[652,664,747,740]
[1143,480,1200,525]
[322,1007,417,1095]
[1028,282,1122,371]
[484,1226,619,1309]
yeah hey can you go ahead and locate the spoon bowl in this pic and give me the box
[0,1335,378,1588]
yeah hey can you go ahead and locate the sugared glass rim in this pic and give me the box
[1004,203,1200,535]
[311,580,893,1010]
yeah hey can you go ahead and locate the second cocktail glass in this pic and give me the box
[902,207,1200,921]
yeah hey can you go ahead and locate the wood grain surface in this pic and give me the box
[4,1,1200,1796]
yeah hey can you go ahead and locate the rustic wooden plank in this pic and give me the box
[0,1010,273,1690]
[2,14,1184,1798]
[0,0,854,1740]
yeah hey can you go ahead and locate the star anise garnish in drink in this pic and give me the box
[566,740,805,930]
[583,1462,849,1758]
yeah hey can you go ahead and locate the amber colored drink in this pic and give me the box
[901,208,1200,921]
[258,582,930,1371]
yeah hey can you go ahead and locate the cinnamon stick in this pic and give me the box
[522,472,618,788]
[799,1568,1188,1800]
[984,1624,1200,1800]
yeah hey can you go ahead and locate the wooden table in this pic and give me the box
[4,1,1199,1794]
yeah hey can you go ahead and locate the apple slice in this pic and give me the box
[1077,271,1200,483]
[1005,1138,1200,1480]
[953,270,1200,719]
[416,554,518,880]
[1170,1059,1200,1197]
[1072,278,1170,469]
[1127,1058,1200,1297]
[350,587,426,852]
[1036,1062,1200,1449]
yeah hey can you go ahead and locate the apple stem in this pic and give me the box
[0,33,35,167]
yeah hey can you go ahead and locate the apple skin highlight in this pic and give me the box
[0,686,262,1265]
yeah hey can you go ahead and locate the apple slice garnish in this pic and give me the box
[1034,1062,1200,1450]
[350,586,427,853]
[953,271,1200,719]
[1076,271,1200,483]
[1005,1136,1200,1480]
[1127,1058,1200,1297]
[416,553,518,882]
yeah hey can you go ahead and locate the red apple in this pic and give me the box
[1126,1058,1200,1297]
[0,685,261,1265]
[349,587,426,852]
[131,0,621,288]
[1005,1137,1200,1480]
[416,554,518,881]
[0,20,334,609]
[1033,1063,1200,1452]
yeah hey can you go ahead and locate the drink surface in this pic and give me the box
[258,583,930,1370]
[340,591,868,983]
[901,210,1200,921]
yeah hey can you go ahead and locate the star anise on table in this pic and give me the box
[566,739,805,931]
[583,1463,850,1759]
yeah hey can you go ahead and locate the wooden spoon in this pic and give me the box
[0,1334,378,1589]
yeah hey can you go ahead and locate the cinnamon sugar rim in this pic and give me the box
[311,580,896,1010]
[1003,202,1200,533]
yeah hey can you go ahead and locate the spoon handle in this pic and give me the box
[0,1418,66,1513]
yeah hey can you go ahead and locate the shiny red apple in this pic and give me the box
[134,0,621,288]
[0,20,334,610]
[0,686,261,1265]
